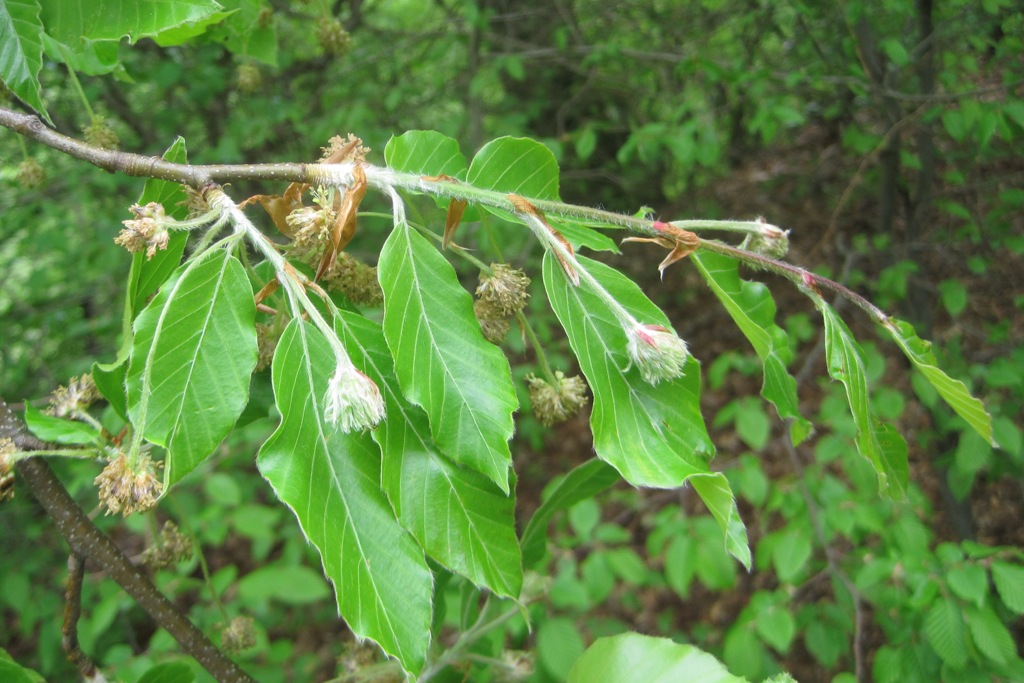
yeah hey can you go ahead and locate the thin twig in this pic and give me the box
[63,552,108,681]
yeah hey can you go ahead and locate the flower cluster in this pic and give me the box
[142,520,194,569]
[321,252,384,306]
[525,371,589,425]
[83,115,120,150]
[474,264,531,343]
[324,365,386,432]
[625,324,689,384]
[48,374,100,418]
[94,449,163,516]
[317,18,352,56]
[0,438,18,502]
[220,616,257,654]
[115,203,171,259]
[16,157,46,189]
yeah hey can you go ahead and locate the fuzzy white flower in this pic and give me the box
[626,323,690,384]
[324,365,386,431]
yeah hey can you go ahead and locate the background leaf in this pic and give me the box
[924,599,969,670]
[544,253,749,566]
[692,251,812,443]
[378,222,518,492]
[127,248,256,488]
[883,317,994,445]
[568,633,747,683]
[258,319,432,676]
[0,0,49,121]
[818,300,908,498]
[334,310,522,598]
[520,458,620,569]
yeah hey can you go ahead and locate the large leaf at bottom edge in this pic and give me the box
[882,317,994,446]
[126,248,256,488]
[333,310,522,598]
[568,633,749,683]
[378,222,517,493]
[692,252,812,444]
[544,254,749,566]
[818,300,907,498]
[257,319,432,676]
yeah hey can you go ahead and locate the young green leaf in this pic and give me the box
[385,130,468,179]
[568,633,748,683]
[0,0,49,122]
[467,136,616,252]
[333,310,522,598]
[378,222,518,493]
[40,0,223,45]
[23,404,100,445]
[818,301,908,498]
[258,319,432,676]
[544,254,750,567]
[924,599,969,670]
[691,252,812,443]
[126,248,257,488]
[520,458,620,569]
[882,317,994,445]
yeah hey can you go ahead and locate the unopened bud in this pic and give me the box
[626,324,689,384]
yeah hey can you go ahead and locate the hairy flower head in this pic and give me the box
[142,520,194,569]
[626,324,689,384]
[740,218,790,259]
[525,371,589,426]
[0,438,18,502]
[94,449,163,516]
[49,374,100,417]
[115,203,171,259]
[324,365,385,432]
[322,252,384,307]
[476,264,531,317]
[220,616,257,654]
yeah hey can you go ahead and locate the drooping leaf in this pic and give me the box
[568,633,748,683]
[882,317,994,445]
[818,300,908,498]
[924,599,969,670]
[520,458,620,568]
[543,253,749,567]
[333,310,522,598]
[258,319,432,676]
[39,0,224,45]
[378,222,517,493]
[0,0,49,121]
[467,136,616,252]
[692,252,812,443]
[23,404,100,445]
[127,248,256,488]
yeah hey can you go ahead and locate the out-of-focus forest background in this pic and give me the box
[1,1,1022,681]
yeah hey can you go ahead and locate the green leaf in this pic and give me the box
[538,617,586,681]
[137,661,195,683]
[924,599,969,670]
[568,633,747,683]
[385,130,468,179]
[964,604,1017,666]
[467,136,617,252]
[0,0,49,122]
[520,458,619,568]
[882,318,994,445]
[991,561,1024,614]
[333,310,521,598]
[127,248,257,488]
[819,302,908,497]
[39,0,224,45]
[544,254,749,567]
[236,564,330,606]
[0,658,44,683]
[771,527,812,584]
[258,319,432,676]
[22,404,100,445]
[378,222,518,493]
[756,604,796,654]
[946,562,988,607]
[691,252,812,443]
